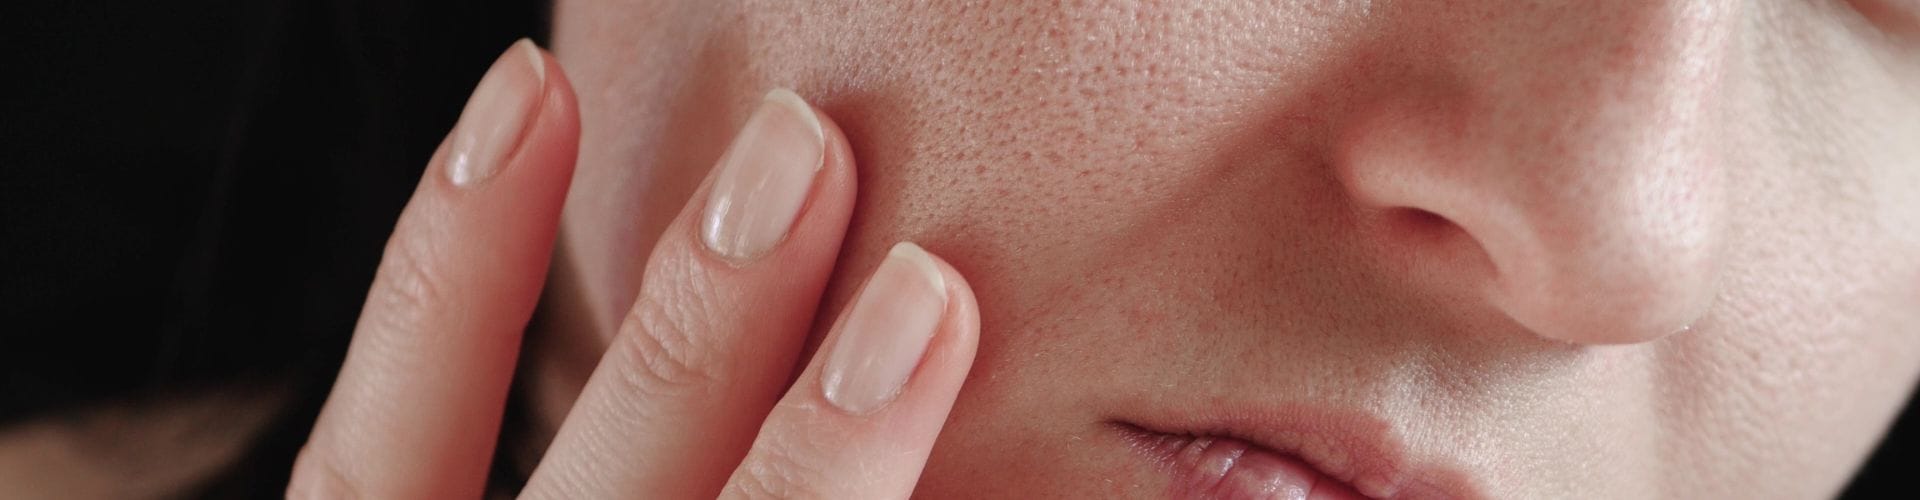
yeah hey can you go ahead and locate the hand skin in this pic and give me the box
[288,40,980,499]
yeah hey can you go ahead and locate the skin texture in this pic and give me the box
[537,0,1920,498]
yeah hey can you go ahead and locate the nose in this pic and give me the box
[1336,1,1733,345]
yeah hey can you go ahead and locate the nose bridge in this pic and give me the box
[1477,0,1731,171]
[1342,0,1736,344]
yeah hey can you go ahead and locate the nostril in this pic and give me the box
[1393,207,1447,229]
[1361,206,1507,287]
[1384,207,1465,244]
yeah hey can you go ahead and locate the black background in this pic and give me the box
[0,1,1910,497]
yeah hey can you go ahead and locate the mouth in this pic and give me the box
[1108,407,1478,500]
[1115,422,1369,500]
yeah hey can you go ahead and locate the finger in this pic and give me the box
[521,89,857,499]
[719,243,979,499]
[288,39,579,499]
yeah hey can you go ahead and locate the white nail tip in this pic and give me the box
[516,39,546,84]
[763,88,824,158]
[888,242,948,294]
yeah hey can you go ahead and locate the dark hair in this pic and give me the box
[1,1,1914,498]
[3,0,542,496]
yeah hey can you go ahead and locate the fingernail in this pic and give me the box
[700,88,826,261]
[821,243,949,414]
[447,38,546,187]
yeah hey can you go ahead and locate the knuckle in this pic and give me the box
[364,235,452,331]
[611,267,731,397]
[730,449,827,500]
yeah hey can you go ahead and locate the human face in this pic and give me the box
[537,1,1920,497]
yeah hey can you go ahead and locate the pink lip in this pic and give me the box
[1110,404,1481,500]
[1121,426,1368,500]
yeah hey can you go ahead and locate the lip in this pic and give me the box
[1117,423,1369,500]
[1108,403,1480,500]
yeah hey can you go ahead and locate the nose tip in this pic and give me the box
[1338,94,1727,345]
[1319,0,1738,345]
[1478,194,1723,344]
[1493,263,1716,345]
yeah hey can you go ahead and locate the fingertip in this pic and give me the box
[521,40,580,182]
[529,40,579,141]
[924,248,982,362]
[849,244,977,418]
[800,92,859,205]
[913,247,980,426]
[516,38,545,83]
[714,243,976,499]
[442,39,554,188]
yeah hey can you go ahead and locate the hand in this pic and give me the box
[287,39,981,499]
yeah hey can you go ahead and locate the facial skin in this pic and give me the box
[534,0,1920,497]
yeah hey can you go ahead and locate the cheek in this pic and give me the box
[1649,7,1920,486]
[809,1,1371,315]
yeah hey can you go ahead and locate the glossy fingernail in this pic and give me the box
[821,243,949,414]
[447,38,546,187]
[700,89,826,262]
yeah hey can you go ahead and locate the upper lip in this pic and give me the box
[1110,401,1481,500]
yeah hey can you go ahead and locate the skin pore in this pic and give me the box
[534,0,1920,498]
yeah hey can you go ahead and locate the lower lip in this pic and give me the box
[1123,426,1368,500]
